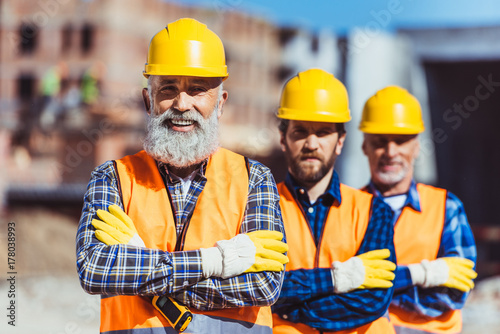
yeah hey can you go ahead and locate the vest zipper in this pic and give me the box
[174,211,194,251]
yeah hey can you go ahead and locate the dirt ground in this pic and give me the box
[0,207,499,333]
[0,207,100,333]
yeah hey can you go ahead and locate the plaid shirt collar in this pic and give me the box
[366,179,421,212]
[284,169,342,205]
[156,159,208,184]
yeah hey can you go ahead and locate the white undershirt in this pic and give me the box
[382,194,408,223]
[169,170,198,201]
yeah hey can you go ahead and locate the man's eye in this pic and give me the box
[291,129,307,138]
[161,86,176,92]
[191,87,206,94]
[395,138,411,145]
[317,131,331,137]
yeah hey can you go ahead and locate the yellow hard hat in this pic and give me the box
[144,18,228,79]
[277,68,351,123]
[359,86,424,134]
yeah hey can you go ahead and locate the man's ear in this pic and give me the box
[142,88,151,114]
[279,131,287,152]
[217,90,229,118]
[335,132,347,155]
[361,138,367,156]
[414,139,421,159]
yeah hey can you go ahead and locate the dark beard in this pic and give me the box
[286,150,336,184]
[289,158,333,183]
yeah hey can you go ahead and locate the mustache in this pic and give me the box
[378,158,408,168]
[379,157,405,165]
[153,109,204,127]
[299,152,323,160]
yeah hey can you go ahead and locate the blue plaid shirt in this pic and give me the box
[365,180,477,317]
[272,171,396,332]
[76,152,285,311]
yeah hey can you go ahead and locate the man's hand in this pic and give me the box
[201,230,289,279]
[246,231,290,272]
[408,257,477,292]
[91,205,146,247]
[357,249,397,288]
[331,249,396,293]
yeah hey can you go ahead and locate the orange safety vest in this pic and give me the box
[388,183,462,334]
[100,149,273,334]
[273,182,395,334]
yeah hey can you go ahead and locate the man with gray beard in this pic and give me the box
[76,18,288,334]
[359,86,477,334]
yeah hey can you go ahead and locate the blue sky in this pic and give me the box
[174,0,500,34]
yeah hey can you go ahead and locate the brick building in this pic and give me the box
[0,0,288,208]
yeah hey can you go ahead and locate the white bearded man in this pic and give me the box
[76,18,288,334]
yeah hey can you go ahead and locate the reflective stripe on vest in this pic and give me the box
[389,183,461,334]
[394,325,439,334]
[100,149,272,334]
[100,308,272,334]
[273,314,394,334]
[274,182,395,334]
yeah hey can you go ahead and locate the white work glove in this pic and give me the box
[331,249,396,293]
[408,257,477,292]
[200,231,289,279]
[331,256,365,293]
[92,205,146,248]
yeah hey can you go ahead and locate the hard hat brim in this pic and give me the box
[359,122,424,134]
[277,107,351,123]
[143,64,228,79]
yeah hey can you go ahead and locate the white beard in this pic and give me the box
[143,105,220,168]
[375,158,409,186]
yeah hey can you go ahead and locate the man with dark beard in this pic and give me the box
[359,86,477,334]
[76,18,288,334]
[271,68,397,334]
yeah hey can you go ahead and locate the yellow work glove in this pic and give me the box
[442,257,477,291]
[331,249,396,293]
[91,204,145,247]
[246,230,289,272]
[408,257,477,292]
[200,230,289,279]
[357,249,397,289]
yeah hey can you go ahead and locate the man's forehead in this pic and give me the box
[153,75,221,86]
[289,120,340,130]
[366,133,418,141]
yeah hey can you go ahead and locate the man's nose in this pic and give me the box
[304,134,319,150]
[385,141,398,158]
[173,91,193,112]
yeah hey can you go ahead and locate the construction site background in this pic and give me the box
[1,0,500,332]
